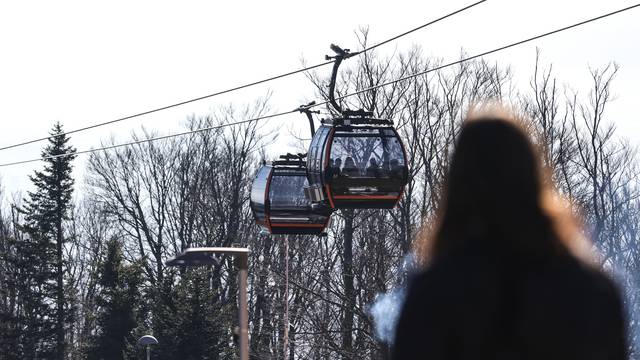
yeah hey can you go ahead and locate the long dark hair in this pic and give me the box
[415,106,590,265]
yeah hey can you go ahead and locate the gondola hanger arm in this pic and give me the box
[325,44,360,115]
[296,101,320,136]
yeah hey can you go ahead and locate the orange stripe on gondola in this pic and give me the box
[325,185,335,208]
[270,223,326,228]
[265,168,273,233]
[324,128,336,209]
[333,195,399,200]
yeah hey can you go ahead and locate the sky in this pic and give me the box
[0,0,638,198]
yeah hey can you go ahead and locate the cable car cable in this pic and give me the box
[0,110,298,167]
[306,2,640,111]
[0,0,487,153]
[1,1,638,168]
[357,0,487,56]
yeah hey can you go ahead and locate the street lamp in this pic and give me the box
[166,247,249,360]
[137,335,158,360]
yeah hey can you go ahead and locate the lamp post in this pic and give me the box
[166,247,249,360]
[137,335,158,360]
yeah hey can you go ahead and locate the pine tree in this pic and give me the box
[158,268,231,360]
[86,238,143,360]
[17,122,76,358]
[0,205,22,360]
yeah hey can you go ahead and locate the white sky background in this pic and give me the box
[0,0,638,197]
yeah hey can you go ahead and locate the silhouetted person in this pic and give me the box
[380,157,390,177]
[393,107,627,360]
[326,158,335,178]
[342,156,360,177]
[366,158,381,177]
[333,158,343,178]
[389,159,403,179]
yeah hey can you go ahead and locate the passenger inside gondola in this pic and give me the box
[366,158,381,177]
[381,158,391,176]
[332,158,342,178]
[326,158,334,178]
[342,157,360,177]
[390,159,403,179]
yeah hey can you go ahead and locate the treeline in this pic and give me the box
[1,38,639,359]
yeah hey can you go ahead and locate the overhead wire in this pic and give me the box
[0,65,332,153]
[311,2,640,110]
[1,1,638,168]
[356,0,487,56]
[0,110,298,167]
[0,0,487,153]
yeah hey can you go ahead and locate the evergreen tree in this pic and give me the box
[17,122,76,358]
[0,205,22,360]
[147,268,230,360]
[86,238,143,360]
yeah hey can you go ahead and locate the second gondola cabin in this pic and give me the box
[305,110,408,209]
[251,154,332,235]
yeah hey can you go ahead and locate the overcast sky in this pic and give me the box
[0,0,638,197]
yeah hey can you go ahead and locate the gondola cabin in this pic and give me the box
[305,111,408,209]
[250,154,332,235]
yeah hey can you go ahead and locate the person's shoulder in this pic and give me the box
[407,253,498,297]
[405,258,453,297]
[567,257,622,301]
[551,256,617,287]
[407,255,468,287]
[533,254,623,306]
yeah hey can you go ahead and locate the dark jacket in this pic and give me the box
[393,249,627,360]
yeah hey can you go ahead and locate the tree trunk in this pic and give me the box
[56,215,65,359]
[341,209,355,359]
